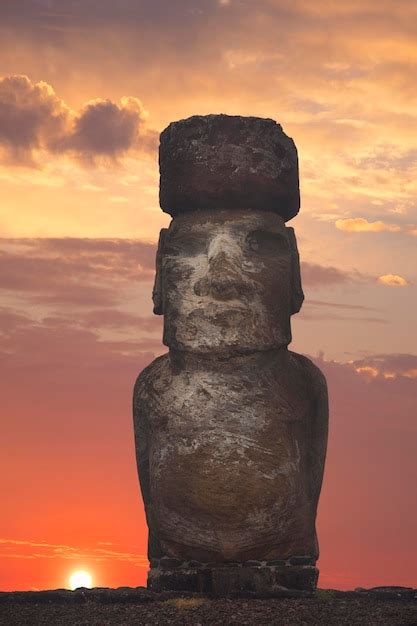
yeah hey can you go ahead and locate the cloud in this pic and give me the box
[0,75,68,164]
[308,299,377,311]
[299,299,387,323]
[60,96,158,163]
[300,311,387,324]
[351,353,417,379]
[0,237,156,306]
[80,309,162,333]
[377,273,409,286]
[0,75,157,165]
[0,307,158,409]
[335,218,402,233]
[0,538,147,567]
[351,144,417,172]
[301,262,365,287]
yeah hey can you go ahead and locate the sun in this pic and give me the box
[69,570,93,590]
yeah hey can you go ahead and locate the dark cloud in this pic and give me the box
[25,237,156,270]
[298,298,387,323]
[0,250,114,305]
[1,0,416,123]
[78,309,162,333]
[301,262,365,287]
[59,97,158,163]
[2,0,415,31]
[0,75,68,163]
[299,311,387,324]
[308,299,377,311]
[67,99,142,157]
[0,75,157,164]
[0,238,156,306]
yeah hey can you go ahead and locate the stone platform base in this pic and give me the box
[148,557,318,595]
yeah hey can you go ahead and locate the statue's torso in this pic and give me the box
[134,350,325,562]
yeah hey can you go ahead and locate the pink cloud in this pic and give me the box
[301,262,366,287]
[0,75,157,165]
[0,238,156,306]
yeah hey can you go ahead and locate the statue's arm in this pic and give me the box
[133,361,164,559]
[133,372,150,508]
[310,365,329,505]
[290,352,329,504]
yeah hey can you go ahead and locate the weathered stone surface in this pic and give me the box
[148,569,199,593]
[160,557,182,569]
[210,566,274,595]
[153,209,304,348]
[289,556,316,566]
[146,564,319,595]
[133,115,328,593]
[159,115,300,221]
[135,348,327,563]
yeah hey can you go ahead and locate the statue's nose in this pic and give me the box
[193,236,254,301]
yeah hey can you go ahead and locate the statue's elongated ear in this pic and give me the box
[286,227,304,314]
[152,228,168,315]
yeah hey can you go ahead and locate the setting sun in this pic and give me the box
[69,570,93,590]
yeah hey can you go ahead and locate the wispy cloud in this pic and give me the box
[301,262,367,286]
[334,216,417,235]
[335,217,402,233]
[0,539,147,567]
[0,237,156,307]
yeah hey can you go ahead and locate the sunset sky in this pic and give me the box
[0,0,416,592]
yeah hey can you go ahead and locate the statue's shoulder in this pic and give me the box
[287,350,327,394]
[133,352,171,402]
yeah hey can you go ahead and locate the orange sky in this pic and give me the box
[0,0,416,591]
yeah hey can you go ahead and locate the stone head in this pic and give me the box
[153,209,303,354]
[152,114,304,355]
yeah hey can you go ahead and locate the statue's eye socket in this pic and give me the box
[164,235,206,256]
[246,231,289,254]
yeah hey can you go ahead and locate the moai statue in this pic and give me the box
[133,115,328,594]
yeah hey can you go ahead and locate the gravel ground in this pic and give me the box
[1,593,417,626]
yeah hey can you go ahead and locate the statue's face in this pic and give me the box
[156,209,301,354]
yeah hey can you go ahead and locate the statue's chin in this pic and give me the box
[162,305,292,354]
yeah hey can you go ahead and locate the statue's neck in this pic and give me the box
[168,346,289,373]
